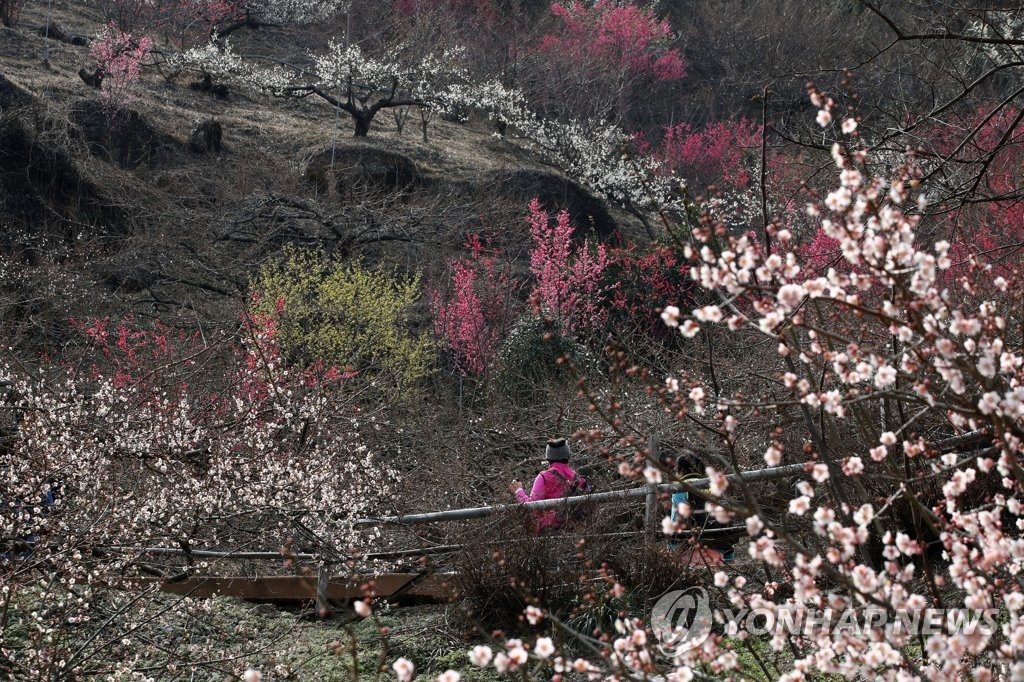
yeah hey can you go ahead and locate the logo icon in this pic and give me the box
[650,587,713,654]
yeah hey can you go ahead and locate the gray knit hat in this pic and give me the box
[545,438,572,462]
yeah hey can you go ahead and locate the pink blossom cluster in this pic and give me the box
[538,0,686,82]
[635,117,762,189]
[429,235,516,376]
[527,198,609,335]
[90,23,153,112]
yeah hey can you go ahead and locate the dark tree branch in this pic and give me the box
[859,0,1024,46]
[760,85,772,255]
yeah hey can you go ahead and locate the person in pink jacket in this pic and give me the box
[509,438,589,532]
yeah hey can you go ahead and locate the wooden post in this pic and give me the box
[644,434,659,535]
[316,563,331,618]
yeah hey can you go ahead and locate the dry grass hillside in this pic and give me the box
[0,5,638,350]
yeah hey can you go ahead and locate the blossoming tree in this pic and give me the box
[532,0,685,123]
[441,85,1024,680]
[178,37,469,136]
[1,310,397,677]
[527,198,609,336]
[429,234,518,379]
[89,23,154,113]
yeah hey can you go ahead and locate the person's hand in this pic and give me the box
[509,480,523,493]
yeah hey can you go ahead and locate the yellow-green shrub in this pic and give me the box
[252,248,433,390]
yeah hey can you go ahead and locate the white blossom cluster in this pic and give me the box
[308,41,469,104]
[178,35,679,213]
[168,37,246,77]
[448,79,677,210]
[2,334,395,556]
[533,117,675,210]
[177,37,470,118]
[248,0,350,25]
[654,95,1024,679]
[182,40,679,212]
[1,320,397,674]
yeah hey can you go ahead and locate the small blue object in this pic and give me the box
[670,491,689,522]
[1,487,56,561]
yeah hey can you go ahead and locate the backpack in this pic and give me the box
[546,468,594,528]
[677,473,735,553]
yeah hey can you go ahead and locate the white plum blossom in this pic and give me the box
[811,463,830,482]
[506,645,528,668]
[979,391,1000,415]
[874,365,897,388]
[492,652,510,671]
[392,658,415,682]
[661,305,681,327]
[825,187,852,212]
[843,456,865,475]
[534,637,555,659]
[853,504,874,525]
[694,305,724,322]
[789,496,811,515]
[776,284,805,311]
[680,320,701,338]
[706,467,729,495]
[469,646,493,667]
[840,168,862,190]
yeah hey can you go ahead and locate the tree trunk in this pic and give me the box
[352,111,372,137]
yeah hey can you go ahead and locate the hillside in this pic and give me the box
[5,1,1024,681]
[1,13,636,344]
[0,7,664,679]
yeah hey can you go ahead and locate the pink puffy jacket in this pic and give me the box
[515,462,586,531]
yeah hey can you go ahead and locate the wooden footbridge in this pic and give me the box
[114,462,806,609]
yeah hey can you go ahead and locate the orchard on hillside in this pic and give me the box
[5,1,1024,680]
